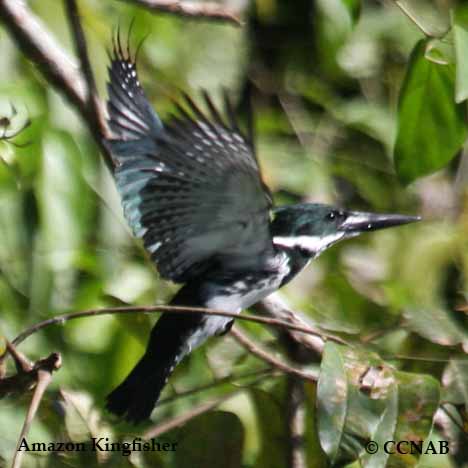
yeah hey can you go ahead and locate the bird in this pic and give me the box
[104,36,420,423]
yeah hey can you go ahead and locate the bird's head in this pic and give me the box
[271,203,420,258]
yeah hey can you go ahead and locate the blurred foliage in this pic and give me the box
[0,0,468,467]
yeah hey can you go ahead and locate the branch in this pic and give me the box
[0,0,85,109]
[275,298,310,468]
[0,342,61,399]
[143,370,272,439]
[157,367,274,407]
[255,295,328,357]
[0,342,61,468]
[64,0,108,138]
[391,0,447,39]
[230,326,318,382]
[286,376,306,468]
[0,0,114,168]
[121,0,243,26]
[12,304,347,349]
[144,395,233,439]
[4,340,31,373]
[11,367,56,468]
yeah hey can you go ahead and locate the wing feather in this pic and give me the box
[106,37,273,282]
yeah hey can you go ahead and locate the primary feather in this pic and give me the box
[106,42,273,283]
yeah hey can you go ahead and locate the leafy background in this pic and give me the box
[0,0,468,467]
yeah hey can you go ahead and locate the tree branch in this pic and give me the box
[0,0,86,109]
[0,341,61,399]
[64,0,109,139]
[12,304,347,349]
[230,326,318,381]
[286,376,307,468]
[142,371,272,439]
[157,366,274,407]
[0,342,61,468]
[390,0,447,39]
[11,367,56,468]
[120,0,243,26]
[0,0,114,169]
[255,295,327,357]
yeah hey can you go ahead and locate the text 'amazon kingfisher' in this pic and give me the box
[104,37,420,423]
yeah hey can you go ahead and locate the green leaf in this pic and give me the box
[403,307,468,351]
[316,343,348,462]
[340,0,361,25]
[394,40,467,184]
[251,380,327,468]
[316,0,357,77]
[393,1,450,38]
[317,343,386,465]
[442,358,468,408]
[251,382,288,468]
[390,371,440,467]
[173,411,244,468]
[361,383,398,468]
[304,383,329,468]
[61,390,112,444]
[454,8,468,103]
[317,343,440,467]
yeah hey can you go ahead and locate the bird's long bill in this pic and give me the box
[341,211,421,234]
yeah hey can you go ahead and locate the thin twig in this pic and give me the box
[0,0,114,169]
[1,342,61,468]
[439,403,468,438]
[143,371,272,439]
[0,0,86,109]
[275,296,309,468]
[158,366,274,407]
[12,304,348,348]
[11,367,58,468]
[278,94,317,154]
[360,318,405,343]
[121,0,243,26]
[0,341,61,399]
[6,341,32,373]
[391,0,445,38]
[286,376,307,468]
[64,0,109,138]
[255,295,328,355]
[143,396,233,438]
[230,326,318,381]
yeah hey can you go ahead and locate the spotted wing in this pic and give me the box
[105,44,273,283]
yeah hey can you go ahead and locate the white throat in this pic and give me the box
[273,233,345,256]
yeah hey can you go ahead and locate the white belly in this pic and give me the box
[184,252,291,354]
[185,284,275,353]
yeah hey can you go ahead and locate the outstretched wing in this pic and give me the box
[105,41,273,283]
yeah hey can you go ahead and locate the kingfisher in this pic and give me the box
[104,38,420,423]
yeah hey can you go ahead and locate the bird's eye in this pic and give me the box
[326,211,337,220]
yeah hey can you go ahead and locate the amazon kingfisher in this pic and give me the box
[104,37,420,423]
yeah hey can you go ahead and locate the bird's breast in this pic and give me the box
[203,253,291,313]
[180,253,291,353]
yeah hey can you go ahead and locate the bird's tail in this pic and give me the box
[105,350,176,424]
[106,308,203,423]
